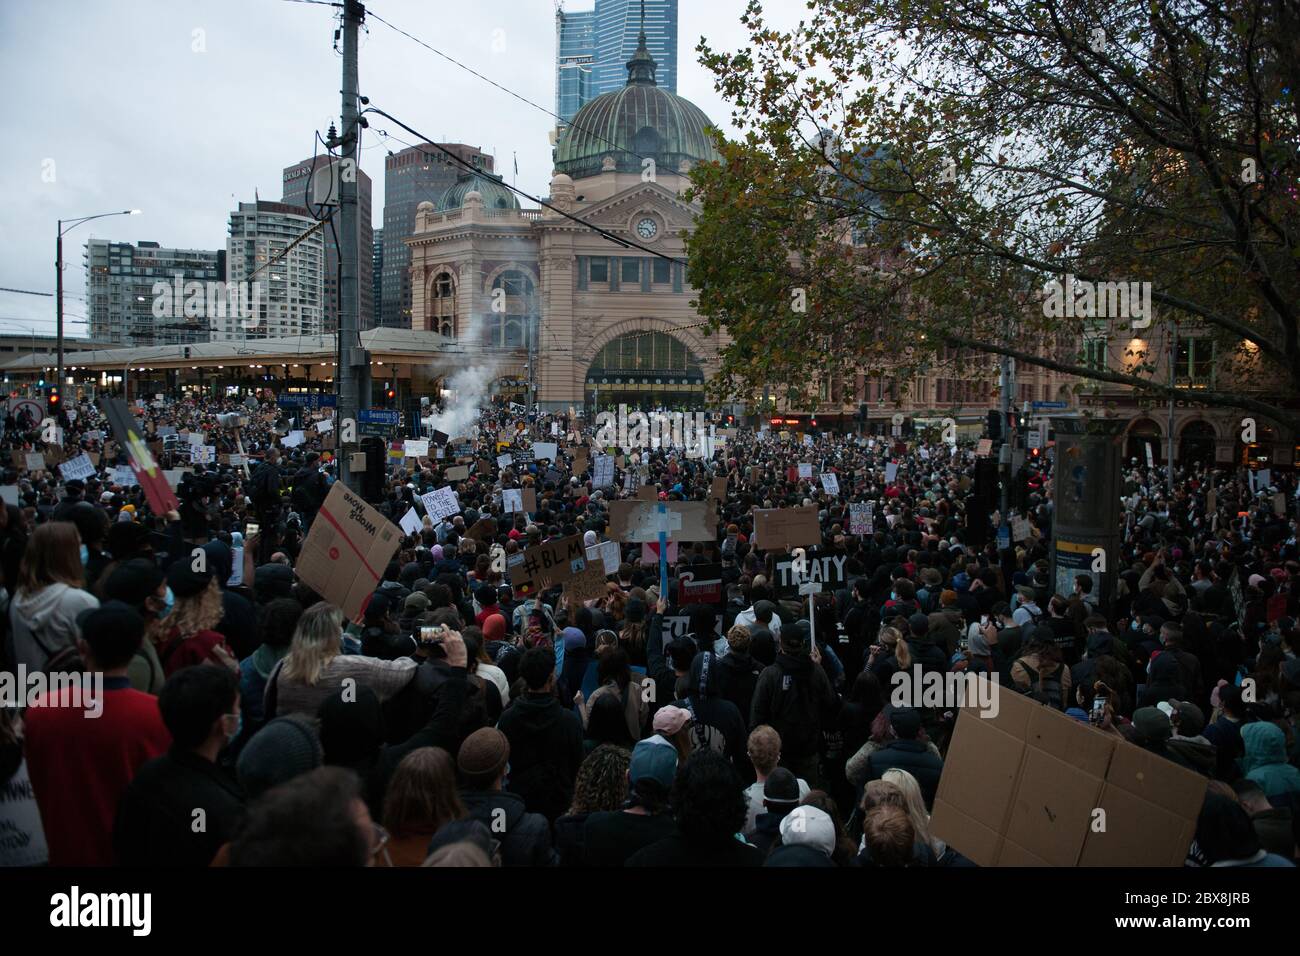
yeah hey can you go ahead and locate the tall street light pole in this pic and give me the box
[57,209,141,393]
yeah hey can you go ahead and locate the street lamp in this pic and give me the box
[57,209,141,391]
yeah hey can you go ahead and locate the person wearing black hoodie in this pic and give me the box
[672,650,748,774]
[750,621,840,787]
[496,647,584,823]
[456,727,555,866]
[714,624,764,731]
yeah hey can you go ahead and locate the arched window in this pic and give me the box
[588,331,703,376]
[427,270,456,336]
[490,270,535,347]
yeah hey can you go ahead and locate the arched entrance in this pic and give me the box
[585,331,705,415]
[1125,418,1162,466]
[1180,420,1217,465]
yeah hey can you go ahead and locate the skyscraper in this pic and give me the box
[220,201,324,342]
[380,143,493,329]
[371,228,384,329]
[281,157,374,332]
[555,0,677,129]
[84,239,224,347]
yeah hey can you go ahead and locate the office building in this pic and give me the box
[221,200,324,341]
[380,143,493,329]
[84,239,224,346]
[372,228,384,329]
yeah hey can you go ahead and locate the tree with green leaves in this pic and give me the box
[685,0,1300,428]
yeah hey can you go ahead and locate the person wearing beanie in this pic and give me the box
[750,620,839,787]
[764,805,837,867]
[583,739,681,867]
[742,725,811,836]
[157,561,232,676]
[23,601,172,866]
[235,714,324,801]
[495,648,584,825]
[715,624,764,741]
[863,707,945,809]
[113,665,245,866]
[456,727,554,866]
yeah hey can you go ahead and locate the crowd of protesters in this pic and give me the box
[0,390,1297,868]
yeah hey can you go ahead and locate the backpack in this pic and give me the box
[770,666,822,756]
[1015,658,1063,710]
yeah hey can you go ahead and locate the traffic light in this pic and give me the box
[37,377,45,388]
[385,388,396,405]
[810,417,818,429]
[987,409,1003,442]
[47,385,61,409]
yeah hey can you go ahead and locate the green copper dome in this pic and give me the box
[554,31,720,181]
[437,170,520,211]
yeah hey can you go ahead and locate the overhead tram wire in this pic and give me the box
[363,8,660,172]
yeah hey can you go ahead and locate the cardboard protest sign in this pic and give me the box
[608,500,713,543]
[753,506,821,550]
[522,487,537,513]
[592,454,615,488]
[477,458,493,475]
[421,487,460,521]
[430,429,449,446]
[532,441,558,462]
[660,614,723,647]
[443,464,471,482]
[43,445,65,466]
[1011,515,1032,542]
[296,483,403,623]
[564,562,609,604]
[99,398,179,515]
[24,452,46,472]
[930,676,1206,866]
[572,449,589,475]
[677,563,723,605]
[466,516,496,542]
[977,438,992,456]
[636,483,658,502]
[709,475,729,504]
[59,453,96,482]
[510,534,588,597]
[772,550,846,596]
[820,473,840,495]
[586,540,620,575]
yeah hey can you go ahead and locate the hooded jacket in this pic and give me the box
[750,649,839,760]
[1166,733,1218,778]
[496,692,584,822]
[672,652,748,770]
[458,788,554,867]
[8,583,99,672]
[1241,722,1300,797]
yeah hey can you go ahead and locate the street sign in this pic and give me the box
[277,394,337,410]
[358,409,400,425]
[1031,401,1068,410]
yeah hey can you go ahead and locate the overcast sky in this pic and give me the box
[0,0,804,340]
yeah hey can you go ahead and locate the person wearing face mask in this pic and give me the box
[113,664,246,866]
[100,558,171,694]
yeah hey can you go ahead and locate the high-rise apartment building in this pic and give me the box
[220,200,324,341]
[372,228,384,329]
[84,239,224,346]
[556,0,677,129]
[380,143,493,329]
[281,157,374,331]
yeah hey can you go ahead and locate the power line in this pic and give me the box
[364,7,656,169]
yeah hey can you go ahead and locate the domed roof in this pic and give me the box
[437,170,520,212]
[554,31,720,181]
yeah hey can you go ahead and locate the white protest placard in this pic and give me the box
[163,468,192,489]
[190,445,216,465]
[188,431,206,446]
[586,540,620,575]
[503,488,525,514]
[798,463,813,479]
[820,473,840,496]
[551,421,560,436]
[421,486,460,521]
[282,431,306,449]
[593,454,615,488]
[803,434,814,447]
[976,438,993,457]
[532,442,558,462]
[849,501,874,536]
[885,461,899,483]
[228,453,247,466]
[0,486,19,507]
[1144,441,1154,468]
[398,507,423,536]
[315,417,334,434]
[919,446,930,460]
[496,453,513,470]
[113,465,139,487]
[65,409,77,424]
[59,453,96,482]
[1011,516,1032,542]
[404,439,429,458]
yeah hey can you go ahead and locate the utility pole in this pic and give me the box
[1167,321,1177,498]
[334,0,369,491]
[998,345,1016,517]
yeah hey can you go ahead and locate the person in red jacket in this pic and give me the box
[23,600,172,866]
[156,563,232,675]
